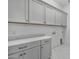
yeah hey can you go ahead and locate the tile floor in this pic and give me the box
[51,45,70,59]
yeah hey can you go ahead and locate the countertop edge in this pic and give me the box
[8,36,52,47]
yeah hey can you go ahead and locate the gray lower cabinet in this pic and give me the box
[45,6,56,25]
[8,52,23,59]
[29,0,45,24]
[8,39,51,59]
[32,46,40,59]
[8,46,40,59]
[23,49,34,59]
[40,39,51,59]
[8,0,28,23]
[41,44,51,59]
[23,47,40,59]
[8,40,40,59]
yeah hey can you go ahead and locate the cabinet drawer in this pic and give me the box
[8,41,40,54]
[40,39,51,45]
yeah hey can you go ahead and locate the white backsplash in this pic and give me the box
[8,23,66,47]
[8,23,64,36]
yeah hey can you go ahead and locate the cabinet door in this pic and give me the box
[23,47,40,59]
[41,43,51,59]
[8,0,28,23]
[23,49,33,59]
[29,0,44,24]
[46,6,56,25]
[8,52,23,59]
[61,13,67,26]
[32,47,40,59]
[55,10,62,25]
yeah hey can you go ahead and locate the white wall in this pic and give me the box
[8,23,64,36]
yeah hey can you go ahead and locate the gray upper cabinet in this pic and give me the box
[55,9,67,26]
[29,0,45,24]
[55,10,62,25]
[25,0,29,21]
[8,0,67,26]
[8,0,28,23]
[45,6,56,25]
[23,49,34,59]
[61,13,67,26]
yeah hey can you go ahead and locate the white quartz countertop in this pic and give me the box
[8,36,52,47]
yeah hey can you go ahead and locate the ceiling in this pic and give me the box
[53,0,70,8]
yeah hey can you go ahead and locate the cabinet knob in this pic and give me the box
[19,46,28,49]
[19,47,22,49]
[44,41,49,43]
[20,54,23,56]
[23,53,26,55]
[60,38,63,45]
[41,46,43,48]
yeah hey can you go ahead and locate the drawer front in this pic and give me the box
[40,39,51,45]
[8,41,40,54]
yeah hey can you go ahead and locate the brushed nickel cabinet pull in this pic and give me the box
[20,54,23,56]
[41,46,43,48]
[19,46,28,49]
[23,53,26,55]
[45,41,49,43]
